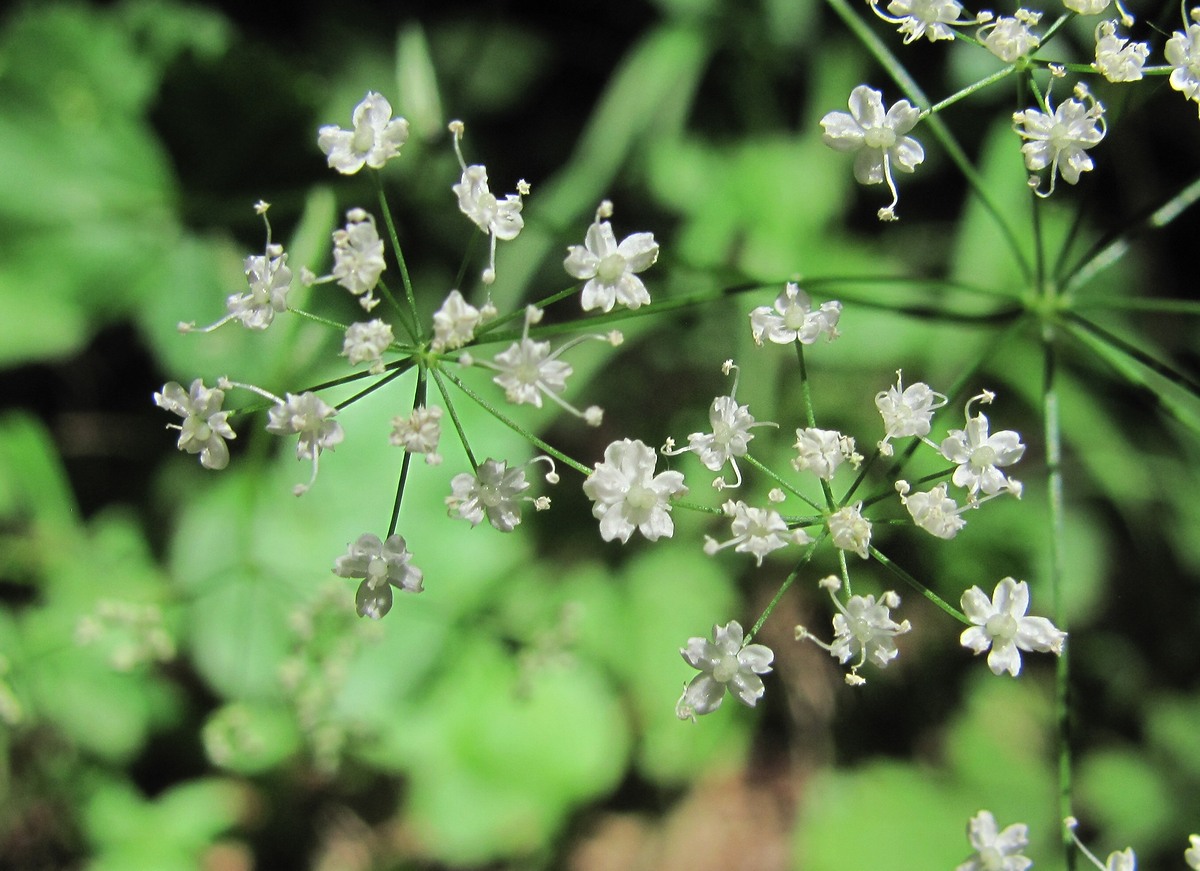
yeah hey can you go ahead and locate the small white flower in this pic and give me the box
[1065,817,1136,871]
[265,391,345,495]
[431,289,488,352]
[749,283,842,346]
[940,391,1025,498]
[341,319,394,374]
[869,0,976,43]
[1093,21,1148,81]
[333,533,423,619]
[898,481,967,539]
[1013,85,1106,197]
[154,379,236,470]
[676,620,773,720]
[318,91,410,175]
[305,209,387,311]
[960,577,1066,676]
[875,370,946,456]
[1184,834,1200,870]
[793,428,861,481]
[955,810,1032,871]
[1166,11,1200,115]
[450,121,525,285]
[821,85,925,221]
[390,405,443,464]
[1065,0,1110,14]
[446,458,531,532]
[798,576,912,684]
[564,200,659,313]
[979,9,1042,63]
[828,502,872,559]
[583,438,688,543]
[703,500,812,566]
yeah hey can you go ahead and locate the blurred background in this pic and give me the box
[1,0,1198,868]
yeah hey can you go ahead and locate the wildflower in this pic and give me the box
[876,370,946,456]
[960,577,1066,676]
[1166,9,1200,115]
[318,91,410,175]
[828,502,872,559]
[1013,84,1106,197]
[940,390,1025,498]
[431,289,492,352]
[676,620,773,720]
[797,576,911,685]
[583,438,688,543]
[259,389,345,495]
[179,203,291,333]
[1065,817,1136,871]
[303,209,387,311]
[897,481,967,539]
[449,120,526,285]
[703,499,812,566]
[821,85,924,221]
[1093,20,1148,81]
[445,457,555,532]
[477,305,610,425]
[333,533,423,619]
[662,360,775,488]
[341,319,394,374]
[979,10,1042,63]
[1185,834,1200,870]
[1068,0,1134,24]
[390,405,443,464]
[564,200,659,313]
[154,379,236,470]
[955,810,1032,871]
[869,0,976,43]
[749,283,842,347]
[793,428,861,481]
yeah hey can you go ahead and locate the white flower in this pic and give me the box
[1166,12,1200,115]
[870,0,975,43]
[390,405,443,464]
[450,121,526,285]
[676,620,773,720]
[1065,818,1137,871]
[154,379,236,470]
[898,481,967,539]
[1013,85,1106,196]
[955,810,1032,871]
[793,428,861,481]
[564,200,659,313]
[318,91,410,175]
[821,85,925,221]
[749,283,842,346]
[333,533,423,619]
[876,370,946,455]
[332,210,387,309]
[341,319,394,374]
[583,438,688,543]
[1065,0,1110,14]
[940,391,1025,498]
[703,500,812,566]
[828,502,872,559]
[798,577,912,683]
[960,577,1066,676]
[1184,834,1200,870]
[446,458,530,532]
[1093,21,1148,82]
[979,10,1042,63]
[431,289,489,352]
[265,391,345,495]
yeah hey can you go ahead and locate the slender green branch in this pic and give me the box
[747,536,824,640]
[796,343,836,511]
[386,369,429,537]
[334,364,412,412]
[1064,312,1200,396]
[429,366,478,470]
[868,546,967,623]
[374,173,423,338]
[743,453,824,512]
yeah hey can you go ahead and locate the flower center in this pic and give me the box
[366,557,389,589]
[711,419,733,444]
[970,445,998,469]
[624,483,657,513]
[597,252,627,284]
[978,846,1006,871]
[712,652,740,683]
[864,126,897,150]
[479,484,503,508]
[1048,121,1072,151]
[985,613,1018,642]
[352,126,375,153]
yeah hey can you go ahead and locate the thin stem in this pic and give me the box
[386,370,429,537]
[374,174,423,340]
[743,453,824,512]
[746,537,823,640]
[429,366,478,470]
[333,364,412,412]
[795,342,836,511]
[925,66,1016,117]
[868,546,967,623]
[375,277,419,343]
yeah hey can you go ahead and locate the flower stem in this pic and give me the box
[429,365,478,470]
[386,370,428,537]
[374,174,423,340]
[868,546,967,623]
[795,342,836,511]
[746,536,823,641]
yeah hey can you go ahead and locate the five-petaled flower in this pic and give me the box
[265,391,345,495]
[1013,84,1106,197]
[564,200,659,313]
[446,458,531,532]
[798,576,912,685]
[703,499,812,566]
[318,91,410,175]
[154,379,236,470]
[876,370,946,456]
[940,391,1025,499]
[821,85,925,221]
[676,620,773,720]
[828,502,872,559]
[583,438,688,543]
[749,283,842,346]
[333,533,423,619]
[450,120,527,285]
[869,0,976,43]
[955,810,1033,871]
[960,577,1066,676]
[1093,20,1148,83]
[978,9,1042,62]
[1166,9,1200,116]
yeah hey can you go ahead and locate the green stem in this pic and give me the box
[386,370,428,537]
[743,453,823,512]
[333,364,412,412]
[374,174,423,339]
[429,366,478,470]
[795,342,836,511]
[746,536,823,641]
[868,546,967,623]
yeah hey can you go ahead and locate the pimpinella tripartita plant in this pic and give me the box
[150,0,1200,861]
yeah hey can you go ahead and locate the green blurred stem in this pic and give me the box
[386,369,429,537]
[375,278,419,343]
[868,546,966,623]
[430,366,478,470]
[747,537,823,641]
[795,342,837,511]
[333,363,412,412]
[374,173,423,339]
[743,453,823,512]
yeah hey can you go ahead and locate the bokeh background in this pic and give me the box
[1,0,1199,868]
